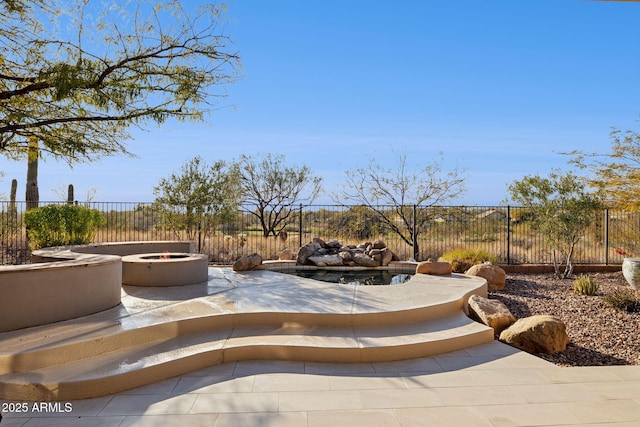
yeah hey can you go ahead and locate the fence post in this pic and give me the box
[412,204,418,260]
[507,205,511,265]
[604,208,610,265]
[298,203,303,249]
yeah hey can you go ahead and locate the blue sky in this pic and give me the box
[2,0,640,205]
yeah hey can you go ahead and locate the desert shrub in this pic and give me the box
[603,288,640,313]
[24,204,105,250]
[573,274,599,296]
[439,248,497,273]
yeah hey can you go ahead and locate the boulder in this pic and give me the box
[308,254,344,266]
[466,264,506,291]
[381,248,394,266]
[353,253,379,267]
[339,251,352,261]
[279,248,296,261]
[372,239,386,249]
[233,253,263,271]
[468,295,516,334]
[296,243,316,265]
[416,261,452,275]
[325,239,342,248]
[312,237,326,248]
[499,315,570,355]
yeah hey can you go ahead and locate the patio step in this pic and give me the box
[0,311,493,401]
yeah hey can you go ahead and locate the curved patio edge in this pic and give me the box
[0,267,492,401]
[0,241,194,333]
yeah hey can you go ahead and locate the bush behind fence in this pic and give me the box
[1,201,638,265]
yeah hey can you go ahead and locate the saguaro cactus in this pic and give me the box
[9,178,18,225]
[25,137,39,211]
[9,179,17,210]
[67,184,74,204]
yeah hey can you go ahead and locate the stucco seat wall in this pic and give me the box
[0,257,122,333]
[0,241,194,333]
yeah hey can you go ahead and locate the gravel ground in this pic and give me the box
[489,272,640,367]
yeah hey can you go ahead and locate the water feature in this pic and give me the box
[281,269,413,285]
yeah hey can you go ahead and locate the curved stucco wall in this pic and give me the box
[0,241,194,333]
[30,241,194,261]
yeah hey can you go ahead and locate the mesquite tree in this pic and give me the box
[1,0,239,208]
[566,128,640,210]
[237,154,322,238]
[153,156,241,252]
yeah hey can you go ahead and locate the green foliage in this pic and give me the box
[573,274,599,296]
[0,0,239,163]
[567,128,640,211]
[506,170,603,278]
[24,204,105,250]
[153,156,241,251]
[603,288,640,313]
[439,248,497,273]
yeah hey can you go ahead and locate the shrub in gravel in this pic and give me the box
[573,274,599,296]
[604,288,640,313]
[439,248,497,273]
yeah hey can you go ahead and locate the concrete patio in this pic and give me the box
[1,268,639,425]
[2,341,640,426]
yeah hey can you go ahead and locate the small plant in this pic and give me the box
[573,274,599,296]
[439,248,497,273]
[603,288,640,313]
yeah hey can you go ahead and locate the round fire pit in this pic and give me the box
[121,252,209,287]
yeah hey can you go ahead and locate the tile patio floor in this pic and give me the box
[2,340,640,426]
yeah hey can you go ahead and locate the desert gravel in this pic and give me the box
[490,271,640,366]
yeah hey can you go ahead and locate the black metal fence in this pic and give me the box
[2,201,639,266]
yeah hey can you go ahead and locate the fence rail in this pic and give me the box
[2,201,639,266]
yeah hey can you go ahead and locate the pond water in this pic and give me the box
[281,269,413,286]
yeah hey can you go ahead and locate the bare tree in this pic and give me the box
[334,150,466,259]
[237,154,322,237]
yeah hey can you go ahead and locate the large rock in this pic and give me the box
[279,248,296,260]
[372,239,386,249]
[353,252,379,267]
[308,254,344,266]
[233,253,263,271]
[325,239,342,248]
[416,261,452,275]
[312,237,326,248]
[499,315,570,354]
[468,295,516,334]
[466,264,506,291]
[296,243,316,265]
[381,248,394,266]
[370,252,383,265]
